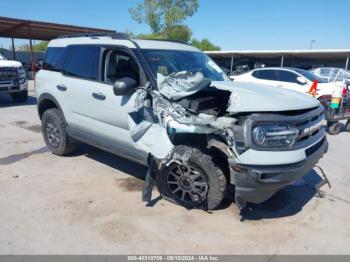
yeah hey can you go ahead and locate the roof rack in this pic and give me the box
[57,31,131,40]
[57,32,191,46]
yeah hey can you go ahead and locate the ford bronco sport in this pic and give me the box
[0,54,28,102]
[36,33,328,210]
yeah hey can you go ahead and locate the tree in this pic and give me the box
[16,41,48,52]
[191,38,221,51]
[129,0,199,34]
[129,0,162,33]
[165,25,192,42]
[129,0,220,48]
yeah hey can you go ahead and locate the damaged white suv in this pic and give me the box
[36,33,328,210]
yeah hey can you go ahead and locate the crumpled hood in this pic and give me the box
[212,81,320,113]
[0,60,22,68]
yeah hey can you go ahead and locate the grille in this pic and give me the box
[295,109,324,144]
[0,67,18,81]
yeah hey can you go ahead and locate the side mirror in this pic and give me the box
[113,77,138,96]
[297,76,307,85]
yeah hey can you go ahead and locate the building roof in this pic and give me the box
[0,16,114,40]
[206,49,350,58]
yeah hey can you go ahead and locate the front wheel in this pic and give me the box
[156,146,227,210]
[11,90,28,103]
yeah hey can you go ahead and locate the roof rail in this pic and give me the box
[57,31,131,40]
[57,32,191,46]
[137,38,189,45]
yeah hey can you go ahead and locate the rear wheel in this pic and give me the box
[156,146,227,210]
[345,120,350,132]
[11,90,28,103]
[42,108,76,156]
[328,121,341,135]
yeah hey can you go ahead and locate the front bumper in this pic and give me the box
[229,136,328,206]
[0,80,27,94]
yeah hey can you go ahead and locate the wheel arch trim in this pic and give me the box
[37,93,68,125]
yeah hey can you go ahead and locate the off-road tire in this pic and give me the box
[156,145,227,210]
[11,90,28,103]
[41,108,76,156]
[328,121,341,135]
[345,120,350,132]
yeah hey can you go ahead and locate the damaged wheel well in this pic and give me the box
[170,133,230,181]
[171,133,207,148]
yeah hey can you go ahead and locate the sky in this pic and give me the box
[1,0,349,51]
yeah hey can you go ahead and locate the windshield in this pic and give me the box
[293,68,328,83]
[142,49,229,81]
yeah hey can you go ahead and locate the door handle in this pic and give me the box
[92,92,106,101]
[56,84,67,91]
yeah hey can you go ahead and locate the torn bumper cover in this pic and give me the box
[230,137,328,206]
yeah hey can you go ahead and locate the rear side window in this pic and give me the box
[43,47,66,71]
[63,45,100,80]
[255,70,278,81]
[278,70,298,83]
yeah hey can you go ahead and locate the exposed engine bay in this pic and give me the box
[128,71,237,161]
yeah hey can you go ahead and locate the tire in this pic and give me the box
[41,108,76,156]
[156,145,227,210]
[328,121,341,135]
[345,120,350,132]
[11,90,28,103]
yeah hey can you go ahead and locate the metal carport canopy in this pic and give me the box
[205,49,350,59]
[0,16,114,40]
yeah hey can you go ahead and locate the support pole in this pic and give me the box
[280,55,284,67]
[230,55,234,74]
[28,24,36,80]
[346,55,349,70]
[11,38,16,60]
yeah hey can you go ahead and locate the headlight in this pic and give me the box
[252,123,298,148]
[17,68,27,79]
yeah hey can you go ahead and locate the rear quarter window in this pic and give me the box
[43,47,67,71]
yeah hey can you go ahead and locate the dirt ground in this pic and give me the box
[0,84,350,255]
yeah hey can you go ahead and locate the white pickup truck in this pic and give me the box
[0,54,28,102]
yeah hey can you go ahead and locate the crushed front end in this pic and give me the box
[127,51,328,210]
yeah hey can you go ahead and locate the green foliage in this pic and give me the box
[137,25,192,42]
[191,38,221,51]
[129,0,199,33]
[129,0,162,33]
[129,0,220,49]
[16,41,48,52]
[164,25,192,42]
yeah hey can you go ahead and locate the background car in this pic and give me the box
[310,67,350,83]
[232,67,339,99]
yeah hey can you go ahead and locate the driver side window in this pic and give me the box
[103,49,140,85]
